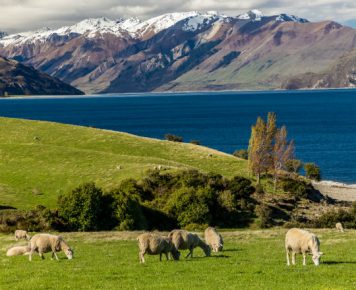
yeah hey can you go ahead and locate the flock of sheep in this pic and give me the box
[6,222,346,265]
[7,230,73,261]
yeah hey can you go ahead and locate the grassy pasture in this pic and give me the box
[0,229,355,289]
[0,117,247,209]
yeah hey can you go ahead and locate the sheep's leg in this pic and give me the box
[185,251,191,258]
[302,253,306,266]
[39,251,45,260]
[165,252,169,261]
[29,249,35,262]
[292,252,296,265]
[159,253,162,261]
[139,251,145,263]
[286,250,290,266]
[52,252,59,261]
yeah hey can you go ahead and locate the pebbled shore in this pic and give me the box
[312,181,356,201]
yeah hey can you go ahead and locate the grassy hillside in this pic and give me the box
[0,117,248,209]
[1,229,355,289]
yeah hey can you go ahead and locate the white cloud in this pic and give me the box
[0,0,355,33]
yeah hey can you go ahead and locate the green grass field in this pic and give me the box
[0,117,248,209]
[0,229,355,289]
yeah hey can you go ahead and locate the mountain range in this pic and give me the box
[0,10,355,94]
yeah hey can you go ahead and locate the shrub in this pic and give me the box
[58,183,116,231]
[112,181,147,230]
[255,204,273,228]
[304,163,321,181]
[281,178,312,199]
[164,134,183,142]
[255,184,264,195]
[285,159,302,174]
[165,186,213,227]
[233,149,248,160]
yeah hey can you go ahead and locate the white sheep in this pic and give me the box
[285,228,323,266]
[29,234,73,261]
[137,232,180,263]
[6,245,31,256]
[169,229,211,258]
[14,230,31,241]
[335,222,344,232]
[204,227,223,253]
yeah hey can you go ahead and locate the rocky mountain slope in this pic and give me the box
[0,56,84,96]
[0,10,355,93]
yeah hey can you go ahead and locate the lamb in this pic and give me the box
[335,222,344,232]
[168,229,211,258]
[285,228,323,266]
[6,245,30,256]
[28,233,73,261]
[137,232,180,263]
[204,227,223,253]
[14,230,31,241]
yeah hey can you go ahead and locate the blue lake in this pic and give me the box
[0,89,355,183]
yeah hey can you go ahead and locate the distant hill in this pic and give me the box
[0,10,355,93]
[0,56,83,96]
[0,117,247,209]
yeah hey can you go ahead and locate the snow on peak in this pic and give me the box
[275,14,309,23]
[182,11,228,32]
[238,9,264,21]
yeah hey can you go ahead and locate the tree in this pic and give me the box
[286,159,303,174]
[233,149,248,159]
[304,163,321,181]
[248,113,276,185]
[272,126,295,192]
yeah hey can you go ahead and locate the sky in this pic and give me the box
[0,0,355,33]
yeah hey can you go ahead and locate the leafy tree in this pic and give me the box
[271,126,294,192]
[304,163,321,181]
[286,159,303,174]
[248,112,276,184]
[233,149,248,159]
[58,183,116,231]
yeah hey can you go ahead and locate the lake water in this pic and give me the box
[0,89,355,183]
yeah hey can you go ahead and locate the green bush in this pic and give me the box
[58,183,116,231]
[281,178,312,199]
[255,204,273,228]
[233,149,248,160]
[255,184,264,195]
[304,163,321,181]
[285,159,302,174]
[314,208,355,229]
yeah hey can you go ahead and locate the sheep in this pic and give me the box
[6,245,31,257]
[29,234,73,261]
[14,230,31,241]
[137,232,180,263]
[168,229,211,258]
[285,228,323,266]
[335,222,344,232]
[204,227,223,253]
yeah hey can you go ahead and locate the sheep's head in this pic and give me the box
[312,252,323,266]
[65,248,73,260]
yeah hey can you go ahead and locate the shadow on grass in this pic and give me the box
[223,248,241,252]
[323,261,356,265]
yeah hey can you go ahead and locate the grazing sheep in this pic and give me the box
[29,234,73,261]
[137,232,180,263]
[285,228,323,266]
[204,227,223,253]
[169,230,211,258]
[14,230,31,241]
[336,222,344,232]
[6,245,30,256]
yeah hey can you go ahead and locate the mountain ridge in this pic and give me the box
[0,10,354,94]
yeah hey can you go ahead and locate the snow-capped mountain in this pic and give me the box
[0,32,7,39]
[0,10,354,94]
